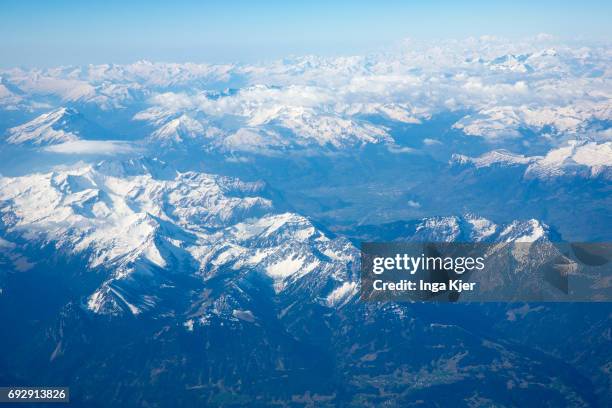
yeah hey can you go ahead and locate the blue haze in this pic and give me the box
[1,0,611,67]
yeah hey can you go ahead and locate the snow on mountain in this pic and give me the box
[0,151,556,320]
[525,140,612,179]
[0,62,235,109]
[486,53,534,73]
[498,219,546,242]
[270,108,391,148]
[2,72,96,103]
[0,151,562,322]
[135,85,393,150]
[452,103,610,139]
[452,140,612,180]
[85,60,234,88]
[341,102,431,124]
[146,114,221,146]
[5,107,110,146]
[413,214,547,243]
[483,48,562,74]
[451,150,535,168]
[1,37,609,152]
[219,127,287,153]
[0,159,357,316]
[6,107,82,145]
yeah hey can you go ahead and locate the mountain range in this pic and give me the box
[0,37,610,406]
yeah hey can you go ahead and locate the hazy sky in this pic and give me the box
[1,0,610,67]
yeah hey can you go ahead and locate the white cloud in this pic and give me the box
[387,145,418,154]
[43,140,140,155]
[423,138,442,146]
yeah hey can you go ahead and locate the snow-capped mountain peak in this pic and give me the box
[413,215,547,243]
[0,159,357,317]
[6,107,107,146]
[452,141,612,180]
[147,114,208,145]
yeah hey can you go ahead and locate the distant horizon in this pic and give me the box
[1,0,611,68]
[1,34,610,70]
